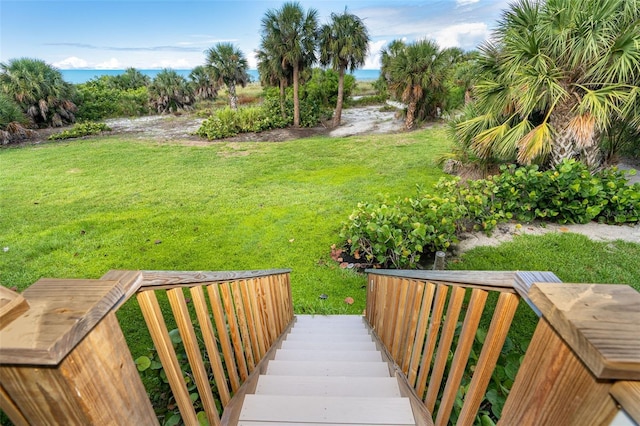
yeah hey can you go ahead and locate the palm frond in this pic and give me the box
[517,121,553,164]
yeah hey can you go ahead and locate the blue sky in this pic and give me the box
[0,0,510,70]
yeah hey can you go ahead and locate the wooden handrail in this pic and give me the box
[364,269,561,426]
[366,269,640,426]
[134,269,294,425]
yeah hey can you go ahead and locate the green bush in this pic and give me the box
[341,159,639,268]
[492,160,640,224]
[0,93,26,128]
[48,121,111,140]
[76,78,149,121]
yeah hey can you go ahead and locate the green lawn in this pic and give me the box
[0,128,450,355]
[2,127,639,360]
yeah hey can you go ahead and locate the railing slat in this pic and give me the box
[401,281,425,375]
[391,279,411,360]
[167,288,221,426]
[206,283,241,392]
[190,286,231,407]
[435,288,488,426]
[137,290,199,425]
[424,285,466,411]
[240,279,262,363]
[261,277,278,344]
[231,281,256,372]
[457,292,519,426]
[383,275,400,347]
[220,282,249,381]
[407,282,436,387]
[246,278,267,358]
[415,284,449,396]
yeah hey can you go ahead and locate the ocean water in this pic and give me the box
[60,68,380,84]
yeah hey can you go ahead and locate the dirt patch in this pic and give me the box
[455,221,640,254]
[26,104,405,145]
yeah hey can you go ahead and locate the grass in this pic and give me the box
[0,127,450,357]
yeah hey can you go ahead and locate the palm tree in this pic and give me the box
[455,0,640,169]
[0,58,76,127]
[112,67,150,90]
[261,1,318,127]
[384,40,450,130]
[148,69,194,113]
[189,66,218,101]
[256,46,292,118]
[205,43,249,109]
[319,9,370,127]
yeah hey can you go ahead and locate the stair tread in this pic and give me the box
[254,375,401,397]
[274,349,382,362]
[266,360,391,377]
[280,340,378,351]
[239,395,416,425]
[285,333,373,342]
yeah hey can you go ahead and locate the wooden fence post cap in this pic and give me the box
[0,278,124,366]
[0,286,30,330]
[529,282,640,380]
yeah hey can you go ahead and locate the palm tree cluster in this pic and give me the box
[0,58,77,128]
[258,2,370,127]
[380,40,463,130]
[148,69,194,114]
[454,0,640,170]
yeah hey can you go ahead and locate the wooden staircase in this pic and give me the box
[234,315,427,425]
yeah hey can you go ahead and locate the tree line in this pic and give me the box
[1,0,638,170]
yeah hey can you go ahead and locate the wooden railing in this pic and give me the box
[128,269,293,425]
[0,268,293,426]
[365,270,640,426]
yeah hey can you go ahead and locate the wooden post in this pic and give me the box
[499,283,640,426]
[0,279,157,425]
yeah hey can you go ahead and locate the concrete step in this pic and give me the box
[254,375,402,397]
[239,395,416,425]
[266,360,391,377]
[280,339,378,351]
[284,332,373,342]
[274,349,382,362]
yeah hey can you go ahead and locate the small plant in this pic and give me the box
[48,121,111,140]
[135,328,219,426]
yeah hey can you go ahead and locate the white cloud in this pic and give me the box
[150,58,193,69]
[434,22,489,49]
[364,40,387,69]
[457,0,480,5]
[53,56,88,69]
[95,58,122,69]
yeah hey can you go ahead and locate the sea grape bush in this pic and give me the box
[492,160,640,224]
[341,159,639,269]
[48,121,111,140]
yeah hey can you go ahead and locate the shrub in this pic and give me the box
[48,121,111,140]
[339,192,466,269]
[492,160,640,224]
[76,79,149,121]
[340,159,639,269]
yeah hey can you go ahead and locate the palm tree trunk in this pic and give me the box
[464,89,472,105]
[228,81,238,110]
[405,100,417,130]
[332,67,345,127]
[279,78,286,118]
[293,64,300,127]
[548,101,576,168]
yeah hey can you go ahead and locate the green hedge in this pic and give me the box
[340,159,639,268]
